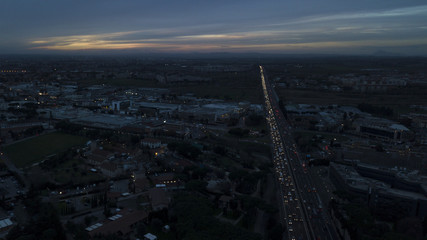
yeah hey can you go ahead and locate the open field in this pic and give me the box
[79,67,264,104]
[82,77,264,104]
[173,85,264,104]
[4,132,88,168]
[294,130,350,143]
[80,78,160,88]
[278,87,427,115]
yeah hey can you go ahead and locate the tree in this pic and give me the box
[186,180,208,192]
[92,233,123,240]
[103,206,112,218]
[6,225,22,240]
[167,142,202,160]
[245,114,263,126]
[228,128,249,137]
[358,103,394,117]
[73,226,90,240]
[191,167,210,180]
[84,216,93,227]
[151,218,163,232]
[213,146,227,156]
[375,144,385,152]
[229,169,248,182]
[267,224,283,240]
[227,118,239,126]
[171,193,261,240]
[41,228,57,240]
[55,120,82,134]
[136,222,146,237]
[8,200,66,240]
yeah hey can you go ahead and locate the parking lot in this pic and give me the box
[0,175,24,200]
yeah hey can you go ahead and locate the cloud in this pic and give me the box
[270,5,427,26]
[29,27,427,54]
[25,3,427,54]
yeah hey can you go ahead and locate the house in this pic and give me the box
[354,117,413,142]
[148,188,170,211]
[144,233,158,240]
[0,218,13,232]
[151,173,181,189]
[141,138,162,149]
[87,149,112,166]
[120,125,146,134]
[88,209,148,238]
[134,176,150,193]
[107,192,122,203]
[100,162,122,177]
[162,225,170,233]
[218,195,233,209]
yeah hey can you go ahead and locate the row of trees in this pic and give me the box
[170,192,262,240]
[7,194,66,240]
[330,198,424,239]
[167,141,202,160]
[55,120,142,147]
[358,103,394,117]
[228,128,250,137]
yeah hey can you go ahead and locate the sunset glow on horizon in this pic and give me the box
[2,1,427,55]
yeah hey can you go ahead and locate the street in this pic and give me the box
[260,65,339,240]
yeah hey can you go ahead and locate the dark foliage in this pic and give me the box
[170,193,261,240]
[228,128,250,137]
[358,103,394,117]
[167,142,202,160]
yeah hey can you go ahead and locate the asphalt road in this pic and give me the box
[260,65,339,240]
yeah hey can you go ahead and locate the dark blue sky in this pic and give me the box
[2,0,427,55]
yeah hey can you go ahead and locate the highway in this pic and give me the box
[260,65,339,240]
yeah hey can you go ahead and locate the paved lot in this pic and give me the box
[0,176,24,199]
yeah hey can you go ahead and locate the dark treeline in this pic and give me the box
[357,103,394,117]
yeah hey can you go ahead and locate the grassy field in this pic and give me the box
[278,87,427,115]
[79,67,265,104]
[4,132,88,168]
[80,78,160,88]
[294,130,350,143]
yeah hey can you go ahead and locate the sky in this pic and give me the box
[1,0,427,55]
